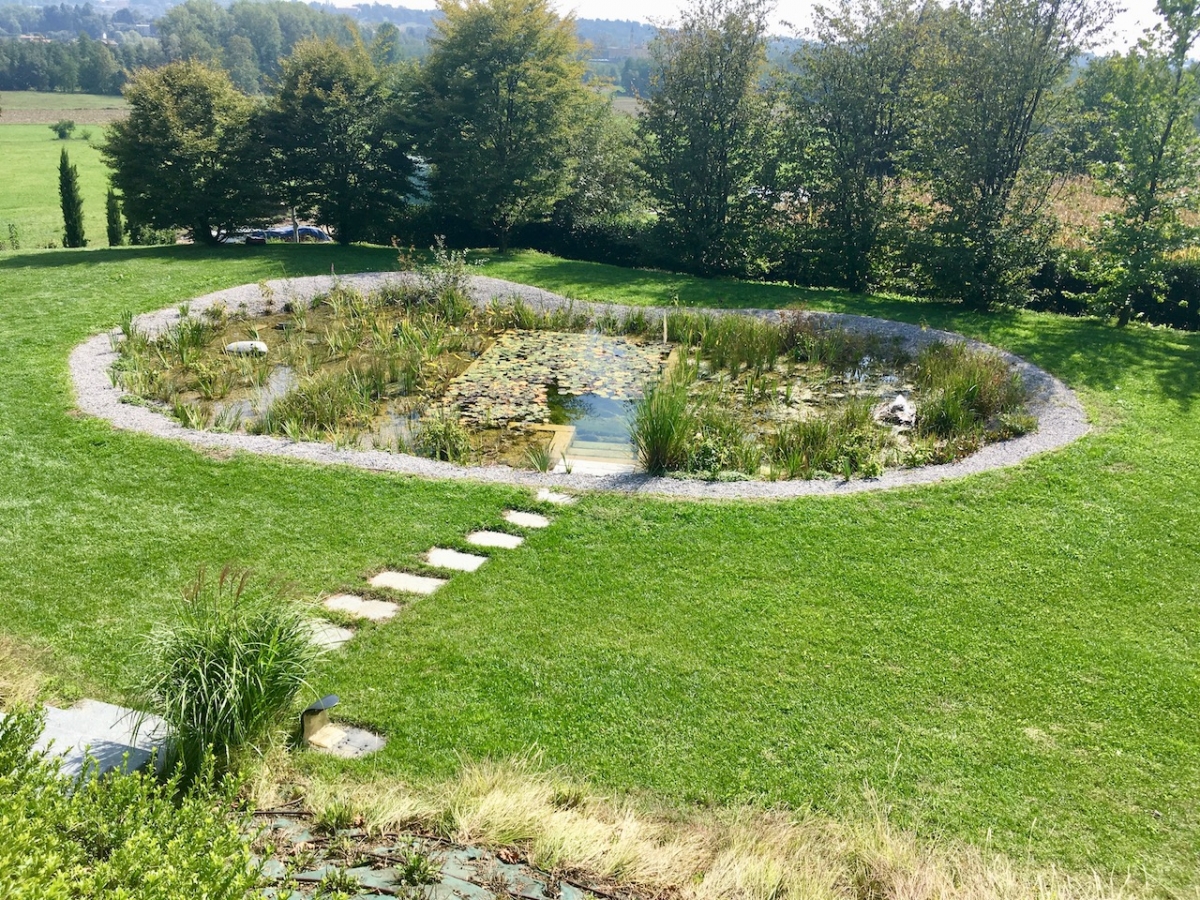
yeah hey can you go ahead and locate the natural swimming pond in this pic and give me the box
[108,278,1036,481]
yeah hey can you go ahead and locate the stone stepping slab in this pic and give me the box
[307,620,355,651]
[307,723,386,759]
[0,700,170,778]
[323,593,398,621]
[368,571,447,595]
[503,510,551,529]
[425,547,488,572]
[466,530,524,550]
[536,488,576,505]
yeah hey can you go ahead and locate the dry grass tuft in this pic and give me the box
[0,635,52,708]
[252,754,1159,900]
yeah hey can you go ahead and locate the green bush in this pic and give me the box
[133,566,320,782]
[0,706,258,900]
[413,408,473,463]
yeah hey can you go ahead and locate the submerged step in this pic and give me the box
[425,547,488,572]
[369,571,447,595]
[466,530,525,549]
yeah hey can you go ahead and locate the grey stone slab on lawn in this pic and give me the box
[536,489,576,505]
[324,593,399,621]
[466,530,524,550]
[425,547,488,572]
[369,571,447,595]
[307,723,386,758]
[504,510,551,529]
[32,700,168,778]
[307,620,355,650]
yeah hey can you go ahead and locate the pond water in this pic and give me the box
[546,387,637,464]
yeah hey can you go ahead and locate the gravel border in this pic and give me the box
[68,272,1090,500]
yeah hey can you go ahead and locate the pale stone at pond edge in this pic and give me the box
[467,530,525,550]
[369,571,447,594]
[225,340,268,356]
[425,547,488,572]
[504,510,551,529]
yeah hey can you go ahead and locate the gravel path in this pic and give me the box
[68,272,1090,500]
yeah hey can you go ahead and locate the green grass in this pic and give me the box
[0,244,1197,887]
[0,125,114,250]
[0,91,128,112]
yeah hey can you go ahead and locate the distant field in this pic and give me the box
[0,90,127,125]
[0,125,113,249]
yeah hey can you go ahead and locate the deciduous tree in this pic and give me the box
[418,0,591,252]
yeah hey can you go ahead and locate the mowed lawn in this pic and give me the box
[0,124,115,250]
[0,244,1196,887]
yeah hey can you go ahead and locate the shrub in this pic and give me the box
[132,566,319,782]
[0,706,258,900]
[48,119,75,140]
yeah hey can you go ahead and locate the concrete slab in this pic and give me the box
[425,547,488,572]
[535,489,576,505]
[33,700,168,778]
[307,723,386,759]
[503,510,551,529]
[323,593,398,621]
[369,571,447,595]
[466,530,524,550]
[307,621,355,650]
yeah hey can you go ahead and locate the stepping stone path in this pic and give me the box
[466,530,524,549]
[323,593,398,621]
[504,509,551,529]
[425,547,489,572]
[5,700,169,779]
[303,491,564,760]
[368,571,447,594]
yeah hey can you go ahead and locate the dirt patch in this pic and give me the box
[2,108,127,125]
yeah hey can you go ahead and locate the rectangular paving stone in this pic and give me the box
[307,621,355,650]
[308,723,386,758]
[425,547,488,572]
[323,593,398,621]
[503,510,551,529]
[466,530,525,550]
[536,489,576,505]
[369,571,447,595]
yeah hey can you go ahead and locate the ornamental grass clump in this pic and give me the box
[631,368,696,475]
[134,566,320,783]
[915,342,1028,440]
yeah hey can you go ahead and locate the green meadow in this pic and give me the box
[0,242,1196,888]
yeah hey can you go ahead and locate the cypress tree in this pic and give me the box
[59,148,86,248]
[106,187,124,246]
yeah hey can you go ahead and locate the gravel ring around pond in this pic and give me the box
[69,272,1090,500]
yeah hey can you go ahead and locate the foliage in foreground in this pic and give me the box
[0,707,257,900]
[132,565,320,783]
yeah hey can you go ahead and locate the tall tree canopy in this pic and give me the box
[103,60,268,244]
[262,39,414,244]
[418,0,592,252]
[639,0,777,275]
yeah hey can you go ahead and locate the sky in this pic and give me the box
[333,0,1164,53]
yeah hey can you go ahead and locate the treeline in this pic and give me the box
[103,0,1200,327]
[0,32,161,91]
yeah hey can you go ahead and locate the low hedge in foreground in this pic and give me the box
[0,707,258,900]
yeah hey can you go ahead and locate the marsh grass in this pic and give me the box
[631,367,696,475]
[132,566,320,783]
[915,343,1028,441]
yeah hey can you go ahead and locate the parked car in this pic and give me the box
[265,225,333,243]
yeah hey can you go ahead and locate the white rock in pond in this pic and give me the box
[225,340,268,356]
[875,393,916,427]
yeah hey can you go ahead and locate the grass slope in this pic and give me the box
[0,244,1196,887]
[0,125,114,250]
